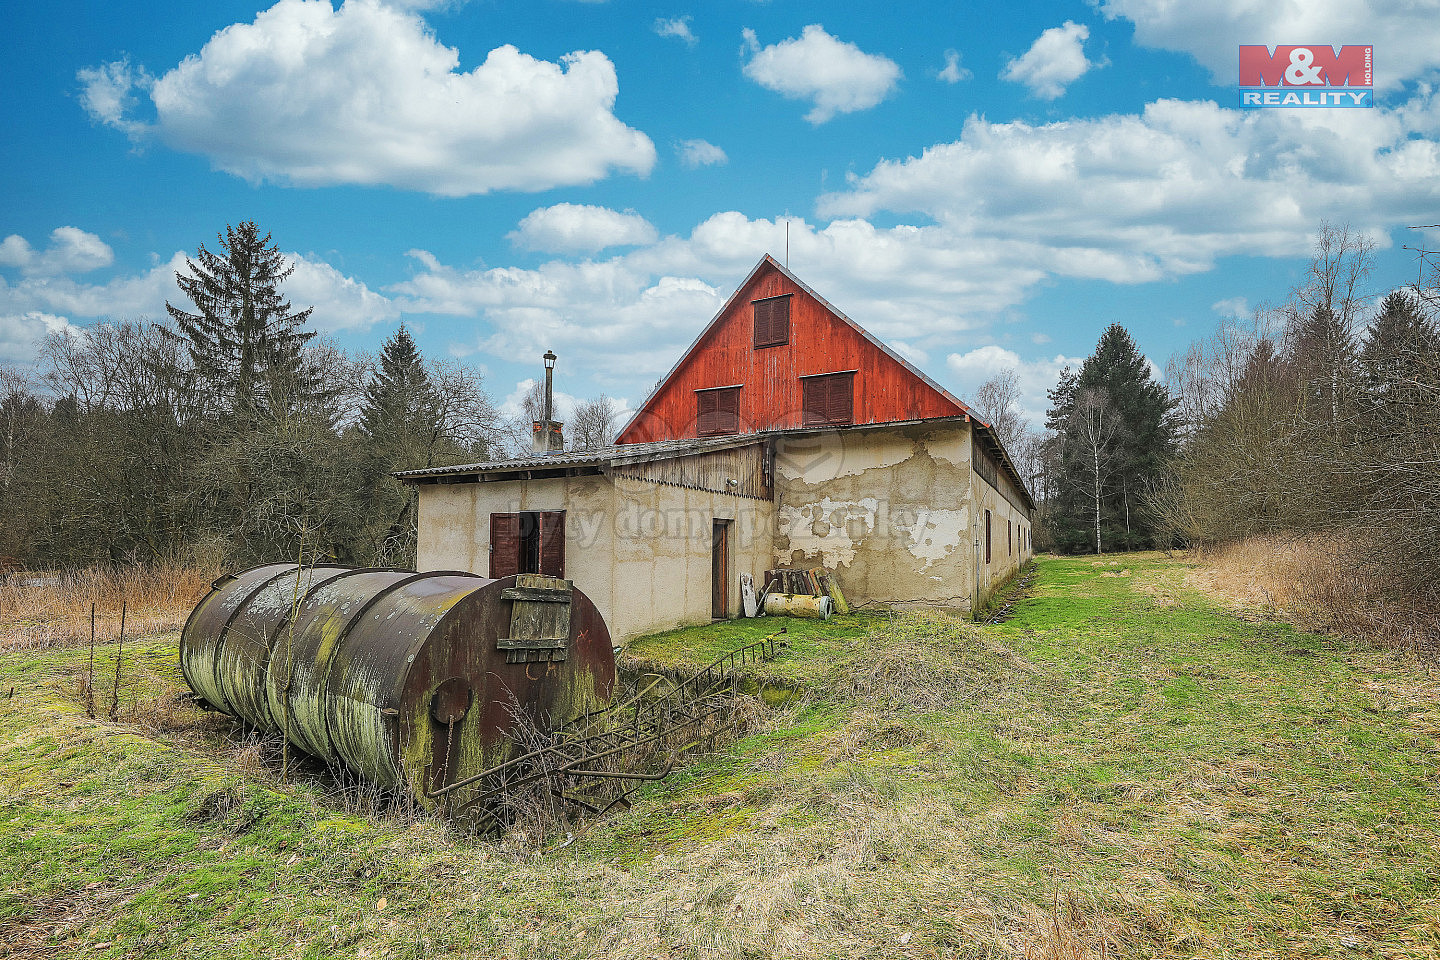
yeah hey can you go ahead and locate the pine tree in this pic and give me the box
[166,221,315,420]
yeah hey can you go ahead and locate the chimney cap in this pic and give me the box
[543,349,557,369]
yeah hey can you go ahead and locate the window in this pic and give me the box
[801,372,855,427]
[490,511,565,579]
[1008,519,1013,556]
[753,295,791,348]
[697,387,741,437]
[984,509,992,564]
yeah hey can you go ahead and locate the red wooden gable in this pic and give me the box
[616,256,971,444]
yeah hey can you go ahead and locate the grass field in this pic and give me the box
[2,552,1438,958]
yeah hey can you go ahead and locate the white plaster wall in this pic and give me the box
[416,475,774,643]
[773,423,978,609]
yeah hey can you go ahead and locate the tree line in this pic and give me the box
[974,221,1440,596]
[0,222,616,571]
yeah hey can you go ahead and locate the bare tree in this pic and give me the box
[972,368,1028,456]
[1073,388,1119,554]
[570,394,618,450]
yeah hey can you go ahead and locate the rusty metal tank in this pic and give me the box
[180,565,615,804]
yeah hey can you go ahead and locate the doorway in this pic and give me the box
[711,519,730,620]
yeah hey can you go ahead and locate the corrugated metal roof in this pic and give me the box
[393,435,761,480]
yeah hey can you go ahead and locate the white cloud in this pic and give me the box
[79,0,655,196]
[509,204,658,255]
[390,212,1062,385]
[0,228,114,277]
[76,59,152,136]
[946,346,1086,425]
[820,96,1440,282]
[937,49,972,84]
[0,312,85,365]
[654,16,697,47]
[0,235,395,363]
[286,255,400,332]
[1000,21,1100,100]
[741,24,902,124]
[1096,0,1440,88]
[677,139,728,168]
[1211,296,1251,319]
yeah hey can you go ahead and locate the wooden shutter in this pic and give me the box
[538,512,565,578]
[490,513,521,578]
[753,296,790,348]
[802,373,854,426]
[697,387,739,436]
[985,510,992,564]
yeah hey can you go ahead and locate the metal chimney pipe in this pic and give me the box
[541,350,557,454]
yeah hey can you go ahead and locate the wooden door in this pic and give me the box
[711,520,730,620]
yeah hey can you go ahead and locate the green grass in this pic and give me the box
[3,553,1439,958]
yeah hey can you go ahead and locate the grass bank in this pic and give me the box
[2,552,1438,958]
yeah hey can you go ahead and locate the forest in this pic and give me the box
[0,222,617,571]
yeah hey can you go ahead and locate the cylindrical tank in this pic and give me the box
[180,565,615,804]
[762,592,833,620]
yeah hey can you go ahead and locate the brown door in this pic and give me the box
[712,520,730,620]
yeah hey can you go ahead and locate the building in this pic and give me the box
[398,255,1034,642]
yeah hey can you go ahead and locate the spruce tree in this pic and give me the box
[360,325,438,447]
[1360,290,1438,404]
[1045,324,1178,551]
[166,221,315,420]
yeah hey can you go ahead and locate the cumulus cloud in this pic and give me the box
[937,49,972,84]
[285,255,400,332]
[78,0,655,196]
[0,234,395,364]
[1096,0,1440,88]
[1000,21,1101,100]
[820,96,1440,282]
[677,138,728,168]
[389,211,1063,386]
[741,24,902,123]
[0,228,114,277]
[653,16,697,46]
[508,204,658,254]
[946,346,1086,424]
[0,312,85,365]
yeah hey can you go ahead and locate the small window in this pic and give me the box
[1008,519,1013,556]
[985,509,992,564]
[801,372,855,427]
[490,512,565,579]
[697,387,741,437]
[753,295,791,348]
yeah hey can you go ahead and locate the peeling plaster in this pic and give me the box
[907,508,967,568]
[776,496,880,566]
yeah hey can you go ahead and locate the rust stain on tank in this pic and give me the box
[180,567,615,807]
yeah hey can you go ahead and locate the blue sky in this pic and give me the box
[4,0,1439,427]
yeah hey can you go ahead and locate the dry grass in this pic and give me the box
[0,560,220,651]
[1190,535,1440,655]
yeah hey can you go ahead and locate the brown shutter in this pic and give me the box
[985,510,992,564]
[538,512,565,578]
[697,390,716,435]
[490,513,521,578]
[717,387,739,434]
[753,296,790,347]
[828,373,853,425]
[697,388,739,436]
[802,374,853,426]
